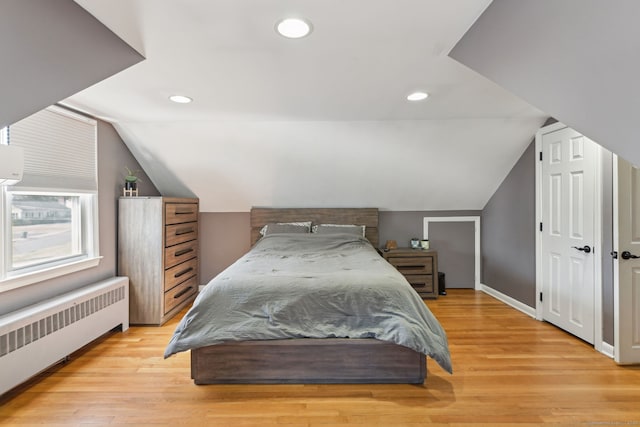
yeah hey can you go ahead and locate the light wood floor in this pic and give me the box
[1,289,639,426]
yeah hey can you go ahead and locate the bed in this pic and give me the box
[165,207,451,384]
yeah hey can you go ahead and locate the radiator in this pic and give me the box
[0,276,129,395]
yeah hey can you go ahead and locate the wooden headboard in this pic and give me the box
[250,207,379,248]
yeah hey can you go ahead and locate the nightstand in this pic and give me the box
[383,248,438,299]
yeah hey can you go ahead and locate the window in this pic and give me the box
[0,106,100,292]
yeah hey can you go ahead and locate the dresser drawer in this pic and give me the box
[165,222,198,247]
[165,239,198,269]
[164,275,197,314]
[165,203,198,225]
[164,257,198,291]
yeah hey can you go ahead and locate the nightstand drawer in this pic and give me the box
[164,276,197,314]
[405,274,434,291]
[164,258,198,291]
[165,222,198,247]
[165,203,198,225]
[394,265,431,275]
[383,248,438,299]
[388,258,432,275]
[165,239,198,268]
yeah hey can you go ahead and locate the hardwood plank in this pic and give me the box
[1,289,640,426]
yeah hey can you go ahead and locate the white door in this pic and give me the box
[540,125,597,344]
[614,157,640,363]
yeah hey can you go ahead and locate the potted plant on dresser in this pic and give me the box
[123,166,141,197]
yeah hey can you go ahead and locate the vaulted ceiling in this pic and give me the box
[62,1,548,212]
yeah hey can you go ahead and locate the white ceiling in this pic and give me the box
[66,0,546,212]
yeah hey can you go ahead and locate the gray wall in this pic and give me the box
[429,221,475,289]
[481,140,537,306]
[0,120,159,316]
[199,212,251,284]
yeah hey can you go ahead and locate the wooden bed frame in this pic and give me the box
[190,207,427,384]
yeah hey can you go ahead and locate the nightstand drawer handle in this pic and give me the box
[174,267,194,278]
[174,286,193,299]
[175,227,194,236]
[175,209,195,215]
[174,248,194,257]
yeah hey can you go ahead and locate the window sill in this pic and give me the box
[0,256,102,293]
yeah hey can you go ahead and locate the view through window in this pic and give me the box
[10,194,81,270]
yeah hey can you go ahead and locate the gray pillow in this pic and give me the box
[313,224,366,237]
[260,221,311,236]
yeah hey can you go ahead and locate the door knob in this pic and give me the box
[621,251,640,260]
[572,245,592,254]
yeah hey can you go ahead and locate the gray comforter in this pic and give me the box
[164,233,452,373]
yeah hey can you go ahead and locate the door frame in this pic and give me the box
[535,122,604,353]
[612,154,640,363]
[613,154,620,361]
[423,216,481,290]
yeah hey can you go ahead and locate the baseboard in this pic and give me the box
[600,341,615,359]
[479,283,536,318]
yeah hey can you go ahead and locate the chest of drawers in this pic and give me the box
[118,197,199,325]
[383,248,438,299]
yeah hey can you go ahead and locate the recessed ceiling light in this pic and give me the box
[169,95,193,104]
[407,91,429,101]
[276,18,312,39]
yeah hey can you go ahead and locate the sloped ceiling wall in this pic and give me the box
[113,117,544,212]
[0,0,144,128]
[450,0,640,166]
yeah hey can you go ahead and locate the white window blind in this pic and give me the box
[8,105,97,192]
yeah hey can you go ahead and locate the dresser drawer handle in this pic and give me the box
[174,267,194,278]
[174,248,194,257]
[173,286,193,299]
[175,227,194,236]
